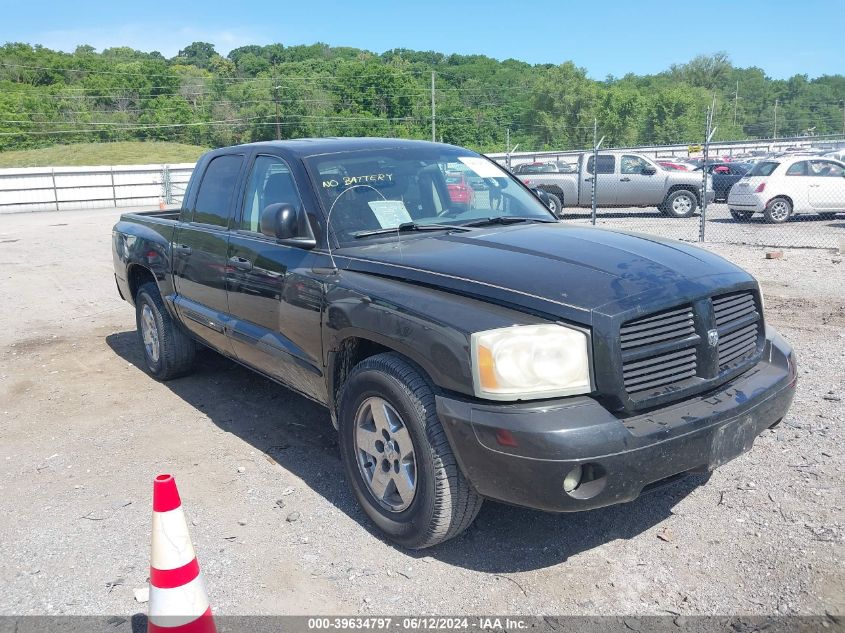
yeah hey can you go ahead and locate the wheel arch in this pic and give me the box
[665,184,700,205]
[766,193,794,209]
[327,335,442,430]
[126,264,156,303]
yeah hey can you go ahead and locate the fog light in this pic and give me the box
[563,465,583,493]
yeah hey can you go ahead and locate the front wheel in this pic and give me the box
[764,197,792,224]
[338,353,482,549]
[662,190,698,218]
[730,209,754,221]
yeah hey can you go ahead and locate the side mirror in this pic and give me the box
[259,203,316,248]
[641,165,657,175]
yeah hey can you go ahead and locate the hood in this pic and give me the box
[333,223,753,323]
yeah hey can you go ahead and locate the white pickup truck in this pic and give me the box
[514,152,714,218]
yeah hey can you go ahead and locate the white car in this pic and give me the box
[727,156,845,223]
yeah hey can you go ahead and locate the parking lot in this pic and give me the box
[563,203,844,249]
[0,208,843,618]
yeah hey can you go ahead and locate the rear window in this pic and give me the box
[193,154,244,227]
[586,155,615,174]
[747,161,779,177]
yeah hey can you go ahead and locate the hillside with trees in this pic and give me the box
[1,42,843,154]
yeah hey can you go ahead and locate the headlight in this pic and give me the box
[470,324,592,400]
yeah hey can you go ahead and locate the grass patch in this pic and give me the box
[0,141,208,168]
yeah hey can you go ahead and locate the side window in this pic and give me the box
[241,156,301,232]
[193,155,244,227]
[587,155,615,174]
[785,161,808,176]
[810,160,845,178]
[621,155,649,175]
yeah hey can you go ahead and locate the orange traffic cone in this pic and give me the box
[147,474,216,633]
[159,199,166,210]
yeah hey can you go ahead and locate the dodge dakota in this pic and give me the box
[113,138,796,548]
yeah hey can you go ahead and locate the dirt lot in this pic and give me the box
[0,208,843,618]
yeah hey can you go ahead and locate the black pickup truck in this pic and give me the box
[113,138,796,548]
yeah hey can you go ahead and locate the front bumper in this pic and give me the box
[436,327,796,512]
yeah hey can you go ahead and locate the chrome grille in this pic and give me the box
[713,291,761,370]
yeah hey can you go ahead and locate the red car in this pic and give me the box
[445,172,475,208]
[658,160,691,171]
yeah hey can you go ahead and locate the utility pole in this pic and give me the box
[773,99,779,139]
[842,99,844,136]
[733,80,739,126]
[430,71,436,142]
[273,84,281,140]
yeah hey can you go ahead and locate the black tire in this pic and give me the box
[135,282,196,380]
[337,352,482,549]
[819,212,838,220]
[662,189,698,218]
[763,197,792,224]
[544,192,562,216]
[730,209,754,221]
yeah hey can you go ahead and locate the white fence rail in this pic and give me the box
[0,163,194,214]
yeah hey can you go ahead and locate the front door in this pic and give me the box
[618,155,665,205]
[807,160,845,210]
[226,154,327,402]
[172,152,245,354]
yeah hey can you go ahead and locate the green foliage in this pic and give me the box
[0,44,842,156]
[0,141,208,167]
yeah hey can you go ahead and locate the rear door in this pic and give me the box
[807,160,845,210]
[225,153,326,401]
[172,152,245,354]
[583,155,617,206]
[617,154,664,205]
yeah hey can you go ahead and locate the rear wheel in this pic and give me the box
[135,282,195,380]
[544,193,562,216]
[730,209,754,221]
[764,197,792,224]
[338,353,482,549]
[663,190,698,218]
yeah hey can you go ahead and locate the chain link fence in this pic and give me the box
[491,134,845,250]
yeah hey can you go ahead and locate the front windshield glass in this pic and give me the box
[304,147,553,244]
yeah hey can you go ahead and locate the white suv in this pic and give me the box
[727,156,845,223]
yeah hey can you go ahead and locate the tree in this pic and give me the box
[175,42,217,69]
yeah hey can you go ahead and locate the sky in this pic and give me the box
[0,0,841,80]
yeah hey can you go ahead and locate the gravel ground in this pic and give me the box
[0,209,843,618]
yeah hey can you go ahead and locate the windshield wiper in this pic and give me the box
[353,222,471,239]
[459,216,558,228]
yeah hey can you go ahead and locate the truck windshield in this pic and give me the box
[304,147,553,244]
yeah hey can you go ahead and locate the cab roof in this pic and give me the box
[209,137,461,159]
